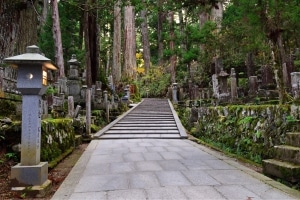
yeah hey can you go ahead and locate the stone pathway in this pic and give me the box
[51,139,300,200]
[51,98,300,200]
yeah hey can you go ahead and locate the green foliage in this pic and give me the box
[178,104,296,164]
[5,152,18,162]
[238,116,254,125]
[137,66,171,98]
[41,119,75,162]
[0,100,17,117]
[45,86,57,95]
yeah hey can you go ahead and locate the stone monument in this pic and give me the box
[4,45,57,196]
[67,55,81,102]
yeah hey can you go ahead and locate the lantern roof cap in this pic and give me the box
[68,54,79,65]
[219,70,229,77]
[4,45,57,70]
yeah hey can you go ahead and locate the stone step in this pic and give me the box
[110,127,178,130]
[128,113,173,115]
[100,134,181,139]
[114,123,177,127]
[105,130,180,134]
[118,120,176,124]
[262,159,300,183]
[286,132,300,147]
[274,145,300,164]
[125,116,174,120]
[95,98,186,139]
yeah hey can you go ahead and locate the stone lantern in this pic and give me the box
[67,54,81,101]
[4,45,57,193]
[172,82,178,104]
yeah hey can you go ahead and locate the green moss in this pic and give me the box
[178,104,299,165]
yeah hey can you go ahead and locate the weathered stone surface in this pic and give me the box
[263,159,300,183]
[286,132,300,147]
[11,162,48,186]
[274,145,300,164]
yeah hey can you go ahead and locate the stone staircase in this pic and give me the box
[262,132,300,183]
[93,98,188,139]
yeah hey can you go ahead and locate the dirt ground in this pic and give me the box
[0,143,88,199]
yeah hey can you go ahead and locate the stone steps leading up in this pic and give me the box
[262,131,300,183]
[94,98,187,139]
[262,159,300,183]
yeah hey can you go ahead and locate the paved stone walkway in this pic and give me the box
[52,99,300,199]
[52,138,300,200]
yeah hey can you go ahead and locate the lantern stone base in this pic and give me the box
[11,179,52,198]
[10,162,48,186]
[10,162,51,197]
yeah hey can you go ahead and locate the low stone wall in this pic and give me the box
[41,119,75,163]
[1,118,75,166]
[178,104,300,164]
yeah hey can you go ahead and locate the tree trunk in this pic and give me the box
[179,9,186,52]
[246,52,255,77]
[0,1,38,59]
[141,0,151,74]
[123,5,136,81]
[112,0,122,85]
[16,0,38,54]
[51,0,65,77]
[168,12,176,83]
[199,10,208,52]
[40,0,49,27]
[84,0,99,87]
[157,0,165,66]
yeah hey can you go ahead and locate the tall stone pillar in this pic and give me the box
[230,68,238,101]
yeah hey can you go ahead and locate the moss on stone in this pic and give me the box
[178,104,300,165]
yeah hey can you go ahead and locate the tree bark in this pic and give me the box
[246,52,255,77]
[168,11,176,83]
[112,0,122,85]
[199,10,208,52]
[0,1,38,59]
[123,5,137,81]
[141,0,151,74]
[157,0,165,66]
[16,0,38,54]
[51,0,65,77]
[84,0,99,87]
[40,0,49,27]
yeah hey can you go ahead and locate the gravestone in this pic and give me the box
[260,65,275,89]
[212,74,219,98]
[249,76,258,96]
[74,105,81,118]
[291,72,300,99]
[68,96,74,118]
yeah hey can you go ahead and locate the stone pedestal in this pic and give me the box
[67,80,81,101]
[11,162,48,186]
